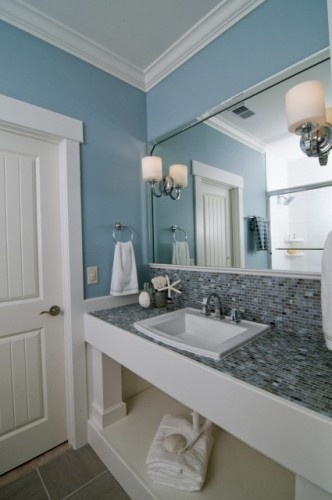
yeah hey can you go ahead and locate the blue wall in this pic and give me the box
[0,20,148,299]
[152,123,268,269]
[0,0,329,298]
[147,0,329,141]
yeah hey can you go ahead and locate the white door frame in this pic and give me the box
[193,160,245,268]
[0,94,87,448]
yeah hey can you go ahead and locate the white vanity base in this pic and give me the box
[85,313,332,500]
[88,385,294,500]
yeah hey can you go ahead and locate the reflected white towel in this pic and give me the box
[146,414,214,492]
[321,231,332,350]
[110,241,138,296]
[172,241,190,266]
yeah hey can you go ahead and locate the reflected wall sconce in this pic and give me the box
[285,80,332,166]
[141,156,188,200]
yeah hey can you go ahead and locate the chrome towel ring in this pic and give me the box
[113,222,134,243]
[171,225,187,242]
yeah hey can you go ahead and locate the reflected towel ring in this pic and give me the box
[113,222,134,243]
[171,225,187,242]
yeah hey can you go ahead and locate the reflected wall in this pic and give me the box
[152,121,268,269]
[269,187,332,273]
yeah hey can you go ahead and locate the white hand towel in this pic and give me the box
[146,414,214,492]
[172,241,190,266]
[321,231,332,350]
[110,241,138,296]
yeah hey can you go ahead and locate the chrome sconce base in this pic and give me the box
[148,176,182,200]
[296,122,332,166]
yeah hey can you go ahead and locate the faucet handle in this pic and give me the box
[230,308,240,323]
[201,298,209,316]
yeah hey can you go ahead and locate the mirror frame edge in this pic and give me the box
[149,263,321,281]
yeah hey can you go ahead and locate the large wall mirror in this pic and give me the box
[150,48,332,275]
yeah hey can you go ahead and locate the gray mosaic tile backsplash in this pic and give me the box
[150,268,322,334]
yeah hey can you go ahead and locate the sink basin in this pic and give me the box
[133,307,270,359]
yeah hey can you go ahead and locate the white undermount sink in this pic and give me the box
[133,307,270,360]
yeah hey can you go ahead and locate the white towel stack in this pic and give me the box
[321,230,332,350]
[172,241,190,265]
[110,241,138,296]
[146,414,214,492]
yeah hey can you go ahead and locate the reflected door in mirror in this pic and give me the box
[196,181,232,266]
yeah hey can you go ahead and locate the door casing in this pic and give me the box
[193,160,245,269]
[0,94,86,448]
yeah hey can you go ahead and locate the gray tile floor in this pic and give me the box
[0,445,130,499]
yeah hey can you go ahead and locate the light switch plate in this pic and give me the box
[87,266,98,284]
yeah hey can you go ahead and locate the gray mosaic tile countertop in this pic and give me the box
[90,303,332,419]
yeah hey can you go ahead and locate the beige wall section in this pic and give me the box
[121,368,151,400]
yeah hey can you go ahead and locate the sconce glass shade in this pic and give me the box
[141,157,187,200]
[285,80,326,133]
[169,164,188,187]
[141,156,162,182]
[326,107,332,123]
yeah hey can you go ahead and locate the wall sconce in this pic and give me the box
[285,80,332,166]
[141,156,188,200]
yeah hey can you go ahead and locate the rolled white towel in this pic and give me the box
[146,414,214,492]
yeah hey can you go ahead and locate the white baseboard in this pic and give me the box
[84,294,138,313]
[91,401,127,429]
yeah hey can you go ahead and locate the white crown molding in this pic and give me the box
[206,116,267,153]
[0,0,146,90]
[144,0,266,91]
[0,0,265,92]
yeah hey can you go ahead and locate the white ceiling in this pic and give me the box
[0,0,265,91]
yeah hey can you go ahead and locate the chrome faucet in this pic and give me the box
[202,292,223,319]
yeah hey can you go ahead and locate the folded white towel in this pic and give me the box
[172,241,190,266]
[110,241,138,296]
[146,414,214,492]
[321,231,332,350]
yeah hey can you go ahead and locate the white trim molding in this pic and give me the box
[149,262,321,281]
[0,94,83,142]
[0,0,265,91]
[84,294,138,314]
[144,0,266,90]
[206,116,267,153]
[0,93,86,448]
[192,159,244,188]
[193,160,244,268]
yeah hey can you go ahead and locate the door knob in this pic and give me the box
[40,305,61,316]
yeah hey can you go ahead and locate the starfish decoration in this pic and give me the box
[158,275,181,298]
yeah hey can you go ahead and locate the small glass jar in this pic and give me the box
[154,290,166,308]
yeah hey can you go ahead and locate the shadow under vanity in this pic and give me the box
[84,267,332,500]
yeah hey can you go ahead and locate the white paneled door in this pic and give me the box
[197,180,233,267]
[0,130,67,474]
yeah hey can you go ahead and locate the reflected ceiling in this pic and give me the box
[208,58,331,151]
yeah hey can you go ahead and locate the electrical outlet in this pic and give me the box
[87,266,98,285]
